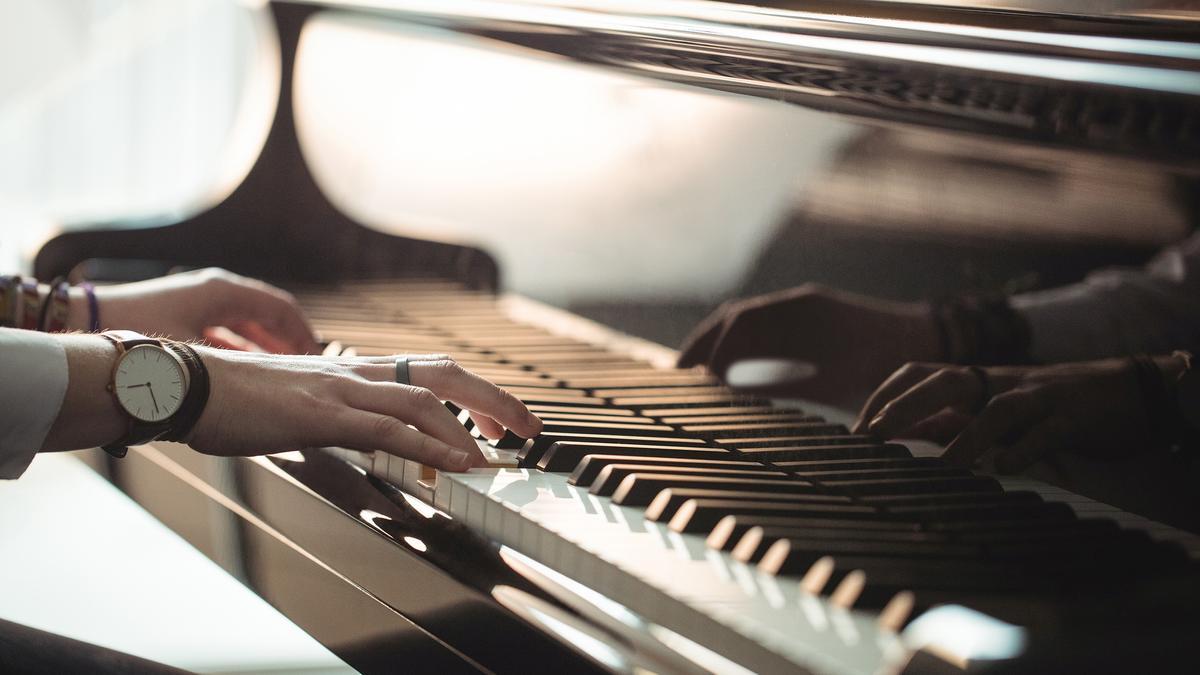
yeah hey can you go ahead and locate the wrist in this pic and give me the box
[42,334,125,452]
[65,286,91,332]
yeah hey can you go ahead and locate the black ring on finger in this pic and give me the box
[395,357,411,386]
[966,365,991,414]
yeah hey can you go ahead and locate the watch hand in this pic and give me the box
[123,383,149,389]
[147,384,160,414]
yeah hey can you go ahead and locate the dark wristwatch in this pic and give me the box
[100,330,192,458]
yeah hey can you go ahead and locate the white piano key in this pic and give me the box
[442,469,892,675]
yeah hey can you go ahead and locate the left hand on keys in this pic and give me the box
[73,267,319,354]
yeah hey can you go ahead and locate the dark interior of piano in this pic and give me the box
[3,1,1200,673]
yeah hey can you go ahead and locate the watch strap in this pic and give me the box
[160,342,210,443]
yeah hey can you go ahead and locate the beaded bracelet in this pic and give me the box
[79,282,101,332]
[19,278,40,330]
[38,277,71,332]
[0,275,18,327]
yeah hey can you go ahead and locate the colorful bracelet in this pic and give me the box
[39,277,71,332]
[79,282,101,332]
[0,275,19,327]
[19,278,40,330]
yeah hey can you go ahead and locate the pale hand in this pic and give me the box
[187,350,544,471]
[71,268,319,354]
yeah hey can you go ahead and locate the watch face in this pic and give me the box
[113,345,187,422]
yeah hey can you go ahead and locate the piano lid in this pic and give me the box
[299,0,1200,162]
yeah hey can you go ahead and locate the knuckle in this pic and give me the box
[410,386,442,410]
[929,367,958,385]
[417,433,440,459]
[372,415,406,440]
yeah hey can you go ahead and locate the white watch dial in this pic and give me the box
[113,345,187,422]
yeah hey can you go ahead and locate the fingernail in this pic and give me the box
[446,449,472,470]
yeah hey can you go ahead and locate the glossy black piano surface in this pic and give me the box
[34,1,1200,673]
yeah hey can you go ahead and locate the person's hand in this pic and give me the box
[853,356,1185,474]
[678,284,942,407]
[71,268,318,354]
[187,351,543,471]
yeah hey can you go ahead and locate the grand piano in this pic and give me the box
[34,1,1200,672]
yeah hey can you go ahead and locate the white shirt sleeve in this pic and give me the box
[1011,231,1200,363]
[0,328,69,479]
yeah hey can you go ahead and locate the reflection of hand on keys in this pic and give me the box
[725,358,818,390]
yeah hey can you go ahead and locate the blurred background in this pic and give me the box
[0,1,1194,669]
[4,1,1187,346]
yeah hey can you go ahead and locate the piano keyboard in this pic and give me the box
[301,280,1200,674]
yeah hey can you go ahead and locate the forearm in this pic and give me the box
[40,334,125,452]
[1012,233,1200,362]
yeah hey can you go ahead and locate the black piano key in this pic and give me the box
[611,475,826,507]
[681,421,847,439]
[728,435,882,447]
[731,518,1124,565]
[590,385,730,398]
[589,465,788,497]
[517,394,611,406]
[706,515,927,552]
[569,455,768,487]
[738,444,912,461]
[666,497,1075,534]
[775,553,1053,592]
[504,386,591,398]
[546,367,662,378]
[649,486,1039,525]
[705,504,1091,553]
[570,455,948,488]
[533,412,659,425]
[535,442,733,472]
[720,433,880,448]
[610,394,771,409]
[592,464,967,498]
[642,405,803,419]
[660,413,819,425]
[494,420,679,449]
[745,534,983,566]
[825,475,1000,496]
[526,404,638,417]
[517,432,708,467]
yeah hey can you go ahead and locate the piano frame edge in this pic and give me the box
[93,441,626,674]
[32,1,501,291]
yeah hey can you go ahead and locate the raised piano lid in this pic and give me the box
[34,0,1200,290]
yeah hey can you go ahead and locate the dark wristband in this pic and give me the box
[38,277,70,332]
[161,342,210,443]
[934,293,1032,365]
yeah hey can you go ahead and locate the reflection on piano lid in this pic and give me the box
[36,1,1200,673]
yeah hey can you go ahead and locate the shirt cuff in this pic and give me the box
[1012,284,1127,363]
[0,329,68,479]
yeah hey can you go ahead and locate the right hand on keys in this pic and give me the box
[186,350,543,471]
